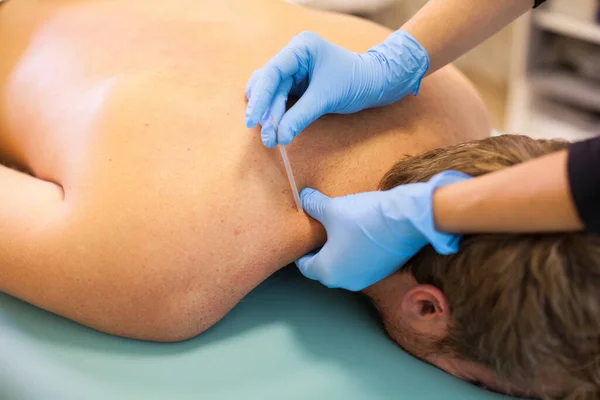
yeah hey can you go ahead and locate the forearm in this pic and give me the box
[402,0,533,74]
[432,150,584,233]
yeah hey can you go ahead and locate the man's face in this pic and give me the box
[362,272,535,398]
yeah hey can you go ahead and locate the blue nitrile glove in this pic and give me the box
[295,171,471,291]
[245,30,429,148]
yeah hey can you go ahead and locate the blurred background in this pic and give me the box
[289,0,600,141]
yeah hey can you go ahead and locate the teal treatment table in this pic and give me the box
[0,267,513,400]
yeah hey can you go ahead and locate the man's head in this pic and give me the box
[363,135,600,399]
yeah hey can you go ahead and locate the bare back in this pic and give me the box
[0,0,489,340]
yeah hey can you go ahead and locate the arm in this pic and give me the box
[434,136,600,234]
[246,0,543,147]
[0,164,64,293]
[403,0,536,75]
[433,150,582,233]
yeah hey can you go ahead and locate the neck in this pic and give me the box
[362,271,418,310]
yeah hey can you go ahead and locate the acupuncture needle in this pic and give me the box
[271,115,303,212]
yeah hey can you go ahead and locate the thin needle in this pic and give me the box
[278,145,303,212]
[271,116,303,212]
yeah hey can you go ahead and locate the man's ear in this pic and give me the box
[400,285,449,337]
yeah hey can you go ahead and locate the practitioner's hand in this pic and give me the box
[245,30,429,148]
[295,171,470,291]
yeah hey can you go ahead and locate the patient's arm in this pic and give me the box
[0,164,64,296]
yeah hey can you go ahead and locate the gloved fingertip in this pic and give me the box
[278,129,295,146]
[433,235,461,255]
[246,98,264,128]
[261,138,276,149]
[300,187,329,221]
[262,135,277,149]
[261,126,277,149]
[245,108,257,128]
[295,253,310,268]
[300,187,317,199]
[295,253,317,279]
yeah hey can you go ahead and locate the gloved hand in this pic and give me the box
[245,30,429,148]
[296,171,471,291]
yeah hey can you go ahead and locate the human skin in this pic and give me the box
[364,273,535,398]
[0,0,489,342]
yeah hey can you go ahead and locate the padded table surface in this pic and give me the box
[0,267,513,400]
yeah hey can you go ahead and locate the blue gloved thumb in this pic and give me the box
[278,89,324,145]
[295,252,320,282]
[300,188,330,222]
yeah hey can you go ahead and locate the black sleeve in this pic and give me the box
[567,136,600,233]
[533,0,547,8]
